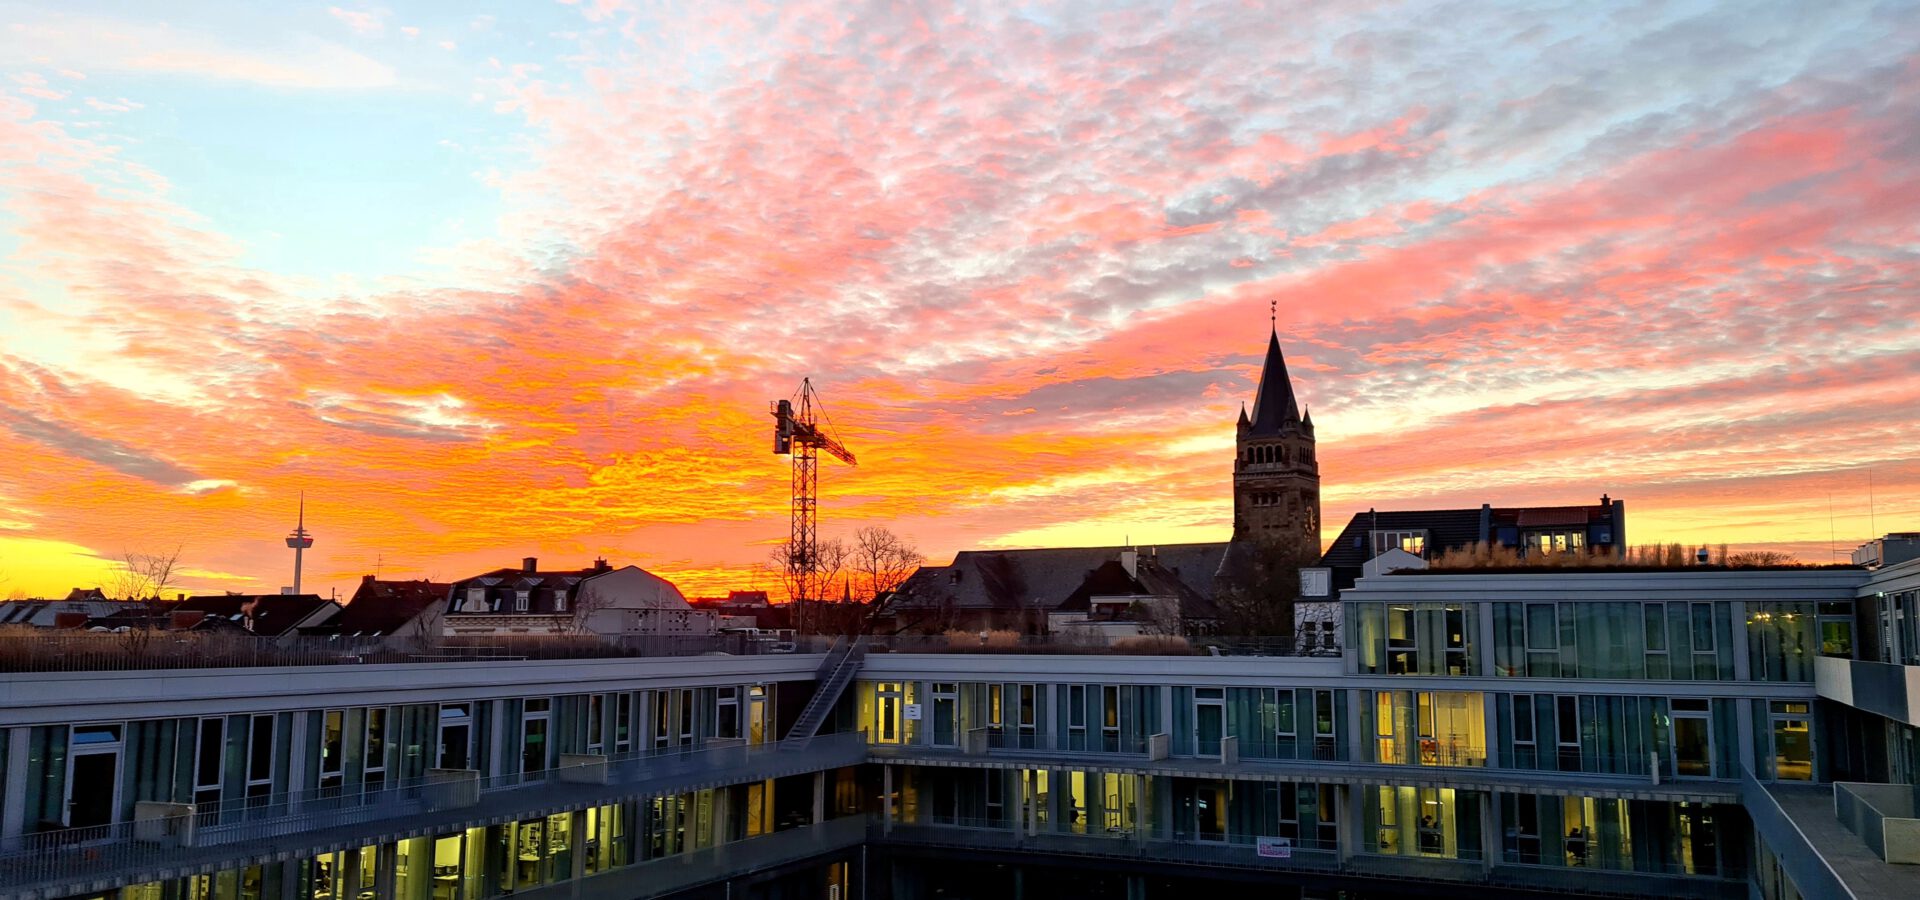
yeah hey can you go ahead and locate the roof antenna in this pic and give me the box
[1828,493,1838,562]
[1868,469,1877,539]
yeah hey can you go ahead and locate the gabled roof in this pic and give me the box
[1055,559,1220,621]
[1247,330,1302,435]
[311,578,449,636]
[893,543,1228,612]
[1319,508,1486,570]
[173,594,337,636]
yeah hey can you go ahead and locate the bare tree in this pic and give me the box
[1213,536,1317,637]
[405,597,448,652]
[771,537,849,634]
[108,545,184,601]
[1728,550,1797,567]
[107,545,183,655]
[567,584,617,636]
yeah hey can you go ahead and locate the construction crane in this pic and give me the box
[771,378,856,633]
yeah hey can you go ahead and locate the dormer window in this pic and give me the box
[464,587,484,612]
[514,590,530,612]
[554,592,568,613]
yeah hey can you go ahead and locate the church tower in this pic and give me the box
[1232,328,1320,548]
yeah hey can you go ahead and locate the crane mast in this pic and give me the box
[770,378,856,633]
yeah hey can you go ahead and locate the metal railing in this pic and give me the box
[866,633,1337,657]
[0,733,867,896]
[0,632,841,673]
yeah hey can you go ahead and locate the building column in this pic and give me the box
[812,770,827,824]
[571,808,589,888]
[1478,792,1496,873]
[490,700,509,777]
[882,764,894,835]
[1,727,29,850]
[341,847,363,898]
[1158,686,1174,749]
[1737,699,1757,779]
[1731,601,1752,682]
[1474,601,1497,676]
[374,842,398,899]
[1338,783,1361,864]
[287,713,310,810]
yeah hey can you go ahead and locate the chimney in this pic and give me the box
[522,557,538,574]
[1120,547,1138,578]
[593,558,611,573]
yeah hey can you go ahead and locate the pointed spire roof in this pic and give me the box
[1248,328,1301,434]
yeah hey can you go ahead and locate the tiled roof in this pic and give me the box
[1247,330,1303,435]
[894,543,1227,612]
[174,594,336,635]
[1318,508,1485,570]
[315,579,449,636]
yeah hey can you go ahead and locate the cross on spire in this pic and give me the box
[1269,300,1276,331]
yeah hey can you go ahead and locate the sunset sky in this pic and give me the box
[2,0,1917,601]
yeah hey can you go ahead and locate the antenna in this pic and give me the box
[374,553,384,580]
[1869,470,1877,539]
[1827,493,1837,562]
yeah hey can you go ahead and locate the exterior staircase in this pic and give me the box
[781,636,866,749]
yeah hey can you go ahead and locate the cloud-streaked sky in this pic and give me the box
[2,0,1918,600]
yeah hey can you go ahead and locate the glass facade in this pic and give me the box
[1493,601,1735,680]
[1351,602,1475,675]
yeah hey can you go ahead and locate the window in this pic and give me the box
[1769,701,1812,780]
[615,695,633,753]
[320,710,345,790]
[438,703,472,770]
[1372,530,1428,557]
[1526,530,1585,555]
[514,590,530,612]
[522,700,551,776]
[364,708,388,791]
[194,717,224,818]
[1818,601,1854,658]
[1067,685,1086,731]
[1671,699,1713,778]
[1644,603,1671,679]
[588,695,605,751]
[1100,685,1121,751]
[1555,696,1580,770]
[716,688,740,740]
[1525,604,1557,651]
[246,714,275,801]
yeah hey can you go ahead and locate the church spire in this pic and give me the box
[1247,327,1301,434]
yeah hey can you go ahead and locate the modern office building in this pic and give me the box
[2,559,1915,900]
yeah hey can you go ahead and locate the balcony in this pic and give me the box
[1816,655,1920,726]
[867,734,1736,803]
[0,733,868,900]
